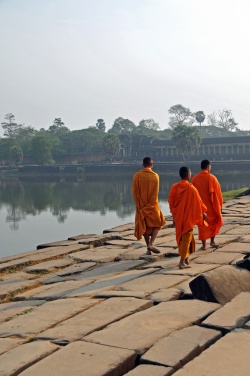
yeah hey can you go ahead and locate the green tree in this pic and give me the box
[217,109,237,131]
[172,125,200,160]
[48,118,69,136]
[1,113,24,138]
[96,119,106,132]
[135,118,160,134]
[103,133,120,160]
[195,111,206,134]
[30,134,54,165]
[109,117,135,134]
[168,105,195,129]
[10,145,23,166]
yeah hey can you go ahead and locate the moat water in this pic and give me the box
[0,171,248,257]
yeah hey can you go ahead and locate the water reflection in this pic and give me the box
[0,172,248,230]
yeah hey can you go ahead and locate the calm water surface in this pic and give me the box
[0,172,248,258]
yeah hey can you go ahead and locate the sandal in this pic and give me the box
[147,246,160,254]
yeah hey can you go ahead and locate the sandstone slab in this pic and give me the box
[93,291,147,299]
[38,297,152,342]
[69,247,128,262]
[0,340,59,376]
[158,263,220,276]
[66,269,156,297]
[0,338,23,355]
[0,300,46,323]
[117,274,188,293]
[202,292,250,332]
[189,265,250,304]
[19,340,137,376]
[192,251,243,265]
[15,279,94,301]
[218,242,250,253]
[103,223,134,233]
[56,262,96,276]
[84,300,220,355]
[0,298,99,338]
[148,288,182,303]
[0,280,40,301]
[124,364,173,376]
[72,260,146,280]
[174,330,250,376]
[25,258,75,273]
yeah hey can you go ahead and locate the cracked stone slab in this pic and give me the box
[103,223,135,233]
[173,330,250,376]
[202,292,250,332]
[218,242,250,253]
[124,364,173,375]
[117,274,189,293]
[141,325,222,370]
[223,225,250,235]
[14,279,95,301]
[0,338,24,355]
[0,300,46,323]
[84,300,220,355]
[148,288,182,303]
[141,259,181,270]
[0,280,40,302]
[72,260,146,281]
[190,265,250,304]
[37,240,79,249]
[56,262,96,276]
[93,290,148,299]
[38,297,152,342]
[158,264,220,277]
[0,272,38,282]
[25,258,75,273]
[0,340,59,376]
[19,340,137,376]
[237,234,250,243]
[0,244,89,272]
[69,247,129,262]
[0,298,99,338]
[192,252,243,265]
[65,269,157,297]
[104,239,135,247]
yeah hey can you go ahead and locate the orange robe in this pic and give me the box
[132,167,165,240]
[168,180,207,248]
[192,170,223,240]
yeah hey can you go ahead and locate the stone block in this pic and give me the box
[158,264,220,277]
[25,258,75,273]
[189,265,250,304]
[0,338,23,355]
[124,364,173,376]
[38,297,152,342]
[84,300,220,355]
[202,292,250,332]
[0,300,46,323]
[192,252,243,265]
[148,288,182,303]
[173,330,250,376]
[117,274,188,293]
[0,298,99,338]
[0,340,59,376]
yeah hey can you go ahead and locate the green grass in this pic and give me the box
[222,187,248,201]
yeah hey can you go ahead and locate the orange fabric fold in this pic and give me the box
[179,230,195,259]
[168,180,207,245]
[192,170,223,240]
[132,167,166,240]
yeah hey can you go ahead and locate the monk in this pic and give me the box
[132,157,166,255]
[192,159,223,250]
[168,167,207,269]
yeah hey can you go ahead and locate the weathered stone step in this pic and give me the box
[37,297,153,342]
[84,300,220,355]
[18,341,137,376]
[173,330,250,376]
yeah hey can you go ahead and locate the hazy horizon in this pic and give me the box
[1,0,250,134]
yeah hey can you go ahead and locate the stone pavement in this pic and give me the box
[0,197,250,375]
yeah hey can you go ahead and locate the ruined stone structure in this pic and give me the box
[119,135,250,161]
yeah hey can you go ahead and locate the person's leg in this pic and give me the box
[143,233,150,247]
[178,231,193,269]
[210,236,219,248]
[201,240,207,250]
[147,227,160,253]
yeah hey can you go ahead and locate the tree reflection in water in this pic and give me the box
[0,172,248,230]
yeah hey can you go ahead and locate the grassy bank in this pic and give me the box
[222,187,248,201]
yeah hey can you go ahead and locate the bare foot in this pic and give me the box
[185,257,190,265]
[179,262,191,269]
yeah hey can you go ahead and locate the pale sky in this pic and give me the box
[0,0,250,133]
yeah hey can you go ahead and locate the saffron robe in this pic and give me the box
[192,170,223,240]
[132,167,165,240]
[179,230,196,260]
[168,180,207,247]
